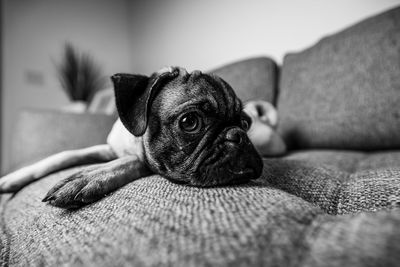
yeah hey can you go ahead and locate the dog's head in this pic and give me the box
[111,67,262,187]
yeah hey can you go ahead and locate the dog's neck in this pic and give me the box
[107,119,145,161]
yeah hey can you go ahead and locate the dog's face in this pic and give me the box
[112,67,262,187]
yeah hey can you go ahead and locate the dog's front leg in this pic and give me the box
[42,156,151,209]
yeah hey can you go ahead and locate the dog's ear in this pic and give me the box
[111,69,178,136]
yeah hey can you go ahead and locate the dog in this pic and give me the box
[0,67,284,209]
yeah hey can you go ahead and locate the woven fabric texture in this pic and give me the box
[0,151,399,267]
[209,57,278,104]
[267,150,400,215]
[277,6,400,150]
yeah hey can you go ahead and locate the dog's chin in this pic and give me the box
[228,168,257,180]
[188,151,263,187]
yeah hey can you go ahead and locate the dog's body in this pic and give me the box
[0,67,285,209]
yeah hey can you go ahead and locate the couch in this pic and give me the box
[1,6,399,267]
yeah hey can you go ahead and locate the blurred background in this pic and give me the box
[1,0,399,173]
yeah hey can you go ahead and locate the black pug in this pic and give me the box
[0,67,286,209]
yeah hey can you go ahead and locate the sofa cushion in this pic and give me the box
[0,151,399,266]
[9,109,115,172]
[209,57,278,104]
[277,7,400,150]
[268,150,400,214]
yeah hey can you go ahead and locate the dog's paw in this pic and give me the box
[42,167,112,209]
[42,156,149,209]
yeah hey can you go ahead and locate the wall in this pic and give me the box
[128,0,400,74]
[1,0,132,172]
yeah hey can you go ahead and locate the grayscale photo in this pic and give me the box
[0,0,399,266]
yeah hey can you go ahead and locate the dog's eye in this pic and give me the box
[241,118,251,131]
[179,112,202,133]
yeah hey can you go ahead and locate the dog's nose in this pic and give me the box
[225,128,244,144]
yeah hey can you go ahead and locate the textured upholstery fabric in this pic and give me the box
[0,151,399,266]
[277,6,400,150]
[209,57,278,104]
[9,109,115,172]
[2,110,399,266]
[268,150,400,215]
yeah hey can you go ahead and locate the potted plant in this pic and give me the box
[56,43,106,112]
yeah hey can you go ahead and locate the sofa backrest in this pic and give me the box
[277,6,400,150]
[209,57,278,104]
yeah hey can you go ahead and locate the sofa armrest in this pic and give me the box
[9,108,115,172]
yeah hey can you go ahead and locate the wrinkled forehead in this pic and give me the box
[154,70,242,117]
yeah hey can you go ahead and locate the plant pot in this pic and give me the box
[60,101,87,113]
